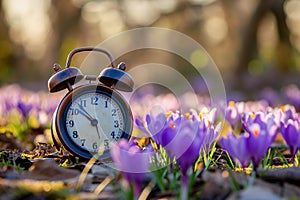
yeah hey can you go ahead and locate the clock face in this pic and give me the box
[54,85,132,159]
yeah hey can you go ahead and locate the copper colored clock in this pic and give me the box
[48,47,134,161]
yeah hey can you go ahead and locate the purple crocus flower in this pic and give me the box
[199,107,217,125]
[203,122,221,153]
[194,108,221,152]
[161,114,205,175]
[135,110,179,146]
[136,109,221,174]
[259,87,281,106]
[220,132,251,168]
[1,84,22,113]
[246,122,277,166]
[136,109,219,199]
[242,112,277,166]
[17,100,33,119]
[222,111,277,168]
[241,100,269,114]
[159,111,206,200]
[225,101,241,128]
[283,84,300,110]
[34,94,60,127]
[279,105,298,123]
[280,119,300,162]
[242,112,276,134]
[110,139,153,197]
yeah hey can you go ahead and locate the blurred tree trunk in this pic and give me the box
[0,2,28,84]
[45,0,82,72]
[235,0,269,76]
[234,0,292,90]
[270,0,293,71]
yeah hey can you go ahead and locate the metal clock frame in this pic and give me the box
[51,84,133,160]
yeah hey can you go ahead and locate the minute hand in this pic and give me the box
[77,103,94,122]
[77,103,101,138]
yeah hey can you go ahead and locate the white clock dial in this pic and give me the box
[65,92,125,154]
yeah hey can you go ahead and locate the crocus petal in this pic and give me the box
[226,109,239,126]
[208,107,217,124]
[176,134,201,175]
[148,113,167,137]
[247,130,269,165]
[135,117,149,134]
[282,122,300,148]
[221,133,250,168]
[110,139,153,175]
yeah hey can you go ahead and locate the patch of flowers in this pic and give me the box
[2,84,300,199]
[110,90,300,199]
[0,84,60,146]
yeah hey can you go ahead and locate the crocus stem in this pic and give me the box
[291,155,296,167]
[252,164,258,176]
[290,146,296,166]
[180,175,189,200]
[295,153,299,167]
[134,182,141,199]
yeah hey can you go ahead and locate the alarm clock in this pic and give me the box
[48,47,134,161]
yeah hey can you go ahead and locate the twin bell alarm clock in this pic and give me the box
[48,47,134,161]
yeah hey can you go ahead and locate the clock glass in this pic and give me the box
[55,85,132,159]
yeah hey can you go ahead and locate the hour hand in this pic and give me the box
[95,124,101,139]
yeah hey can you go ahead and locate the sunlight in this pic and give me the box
[2,0,51,60]
[285,0,300,52]
[82,1,124,38]
[122,0,160,26]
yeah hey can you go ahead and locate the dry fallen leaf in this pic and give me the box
[25,159,81,181]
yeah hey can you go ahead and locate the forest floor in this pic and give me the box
[1,133,300,200]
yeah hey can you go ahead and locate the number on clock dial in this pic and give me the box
[65,92,124,153]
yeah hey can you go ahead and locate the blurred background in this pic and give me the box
[0,0,300,97]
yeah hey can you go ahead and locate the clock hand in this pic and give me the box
[76,103,102,140]
[95,124,101,139]
[77,103,97,125]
